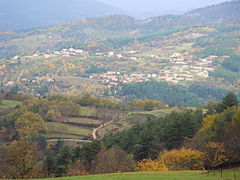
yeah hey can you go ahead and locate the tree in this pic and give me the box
[204,142,228,169]
[55,145,73,177]
[1,140,43,179]
[14,111,46,138]
[94,146,135,174]
[158,148,204,170]
[80,140,101,173]
[51,139,64,155]
[192,106,240,167]
[67,160,88,176]
[222,92,238,108]
[44,109,61,121]
[43,153,56,177]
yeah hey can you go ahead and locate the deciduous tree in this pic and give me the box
[94,146,135,174]
[14,111,46,138]
[1,140,43,179]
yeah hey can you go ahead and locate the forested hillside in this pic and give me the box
[119,81,240,106]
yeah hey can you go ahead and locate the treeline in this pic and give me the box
[119,81,236,106]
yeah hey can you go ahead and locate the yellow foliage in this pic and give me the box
[158,148,204,170]
[204,142,228,167]
[136,159,168,172]
[3,140,43,179]
[200,115,216,131]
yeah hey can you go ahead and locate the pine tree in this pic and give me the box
[222,92,238,108]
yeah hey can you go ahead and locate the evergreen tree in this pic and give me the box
[55,145,73,177]
[222,92,238,108]
[44,153,56,176]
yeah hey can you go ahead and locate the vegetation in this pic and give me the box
[119,81,239,106]
[0,92,239,179]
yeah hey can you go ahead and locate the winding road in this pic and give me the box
[46,119,116,143]
[92,119,115,140]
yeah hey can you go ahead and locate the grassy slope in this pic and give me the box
[39,169,240,180]
[46,122,93,139]
[45,106,99,140]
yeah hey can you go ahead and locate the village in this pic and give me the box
[89,52,218,86]
[0,46,227,95]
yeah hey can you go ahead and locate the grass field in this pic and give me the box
[134,108,182,117]
[46,122,93,139]
[38,169,240,180]
[58,117,101,126]
[0,100,22,111]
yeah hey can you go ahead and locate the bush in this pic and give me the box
[136,159,168,172]
[158,148,204,170]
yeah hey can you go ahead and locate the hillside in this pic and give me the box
[0,1,240,106]
[0,0,124,31]
[188,0,240,21]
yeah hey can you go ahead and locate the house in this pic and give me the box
[108,52,114,57]
[117,54,123,59]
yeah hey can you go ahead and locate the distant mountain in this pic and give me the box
[0,0,124,31]
[187,1,240,22]
[98,0,227,15]
[144,1,240,29]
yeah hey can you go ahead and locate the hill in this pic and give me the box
[0,0,124,31]
[187,0,240,22]
[0,1,240,104]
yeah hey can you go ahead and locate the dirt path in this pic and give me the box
[92,119,115,140]
[46,139,91,143]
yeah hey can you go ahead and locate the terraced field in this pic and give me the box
[45,107,121,141]
[46,122,94,140]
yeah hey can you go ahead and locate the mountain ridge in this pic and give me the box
[0,0,125,31]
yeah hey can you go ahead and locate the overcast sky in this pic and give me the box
[98,0,229,13]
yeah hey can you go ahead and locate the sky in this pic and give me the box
[98,0,230,14]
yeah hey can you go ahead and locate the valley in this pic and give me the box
[0,1,240,179]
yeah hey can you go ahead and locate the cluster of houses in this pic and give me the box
[89,53,219,86]
[21,48,89,60]
[1,47,226,94]
[20,75,55,84]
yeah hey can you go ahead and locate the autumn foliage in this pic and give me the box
[158,148,204,170]
[137,159,168,172]
[0,140,44,179]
